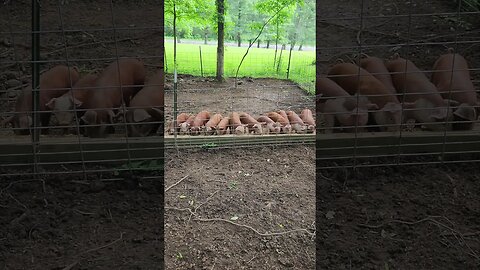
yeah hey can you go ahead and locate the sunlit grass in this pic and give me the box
[164,40,315,94]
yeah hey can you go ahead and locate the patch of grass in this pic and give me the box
[165,41,315,94]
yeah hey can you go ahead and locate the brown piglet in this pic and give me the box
[3,65,80,135]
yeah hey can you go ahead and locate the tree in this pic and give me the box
[255,0,299,65]
[216,0,225,81]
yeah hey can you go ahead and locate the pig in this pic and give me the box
[122,69,164,137]
[190,110,211,135]
[45,73,97,134]
[229,112,248,135]
[431,48,478,130]
[166,113,190,135]
[266,112,290,133]
[2,65,80,135]
[358,55,397,95]
[239,112,263,134]
[300,109,315,133]
[316,77,378,133]
[286,110,307,133]
[203,113,223,135]
[179,114,195,135]
[327,63,413,131]
[256,115,281,134]
[277,110,293,133]
[80,58,146,138]
[386,54,457,131]
[216,116,231,135]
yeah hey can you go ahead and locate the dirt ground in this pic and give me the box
[316,0,480,269]
[164,146,315,269]
[164,75,315,123]
[0,167,164,269]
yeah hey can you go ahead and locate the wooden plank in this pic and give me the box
[0,131,479,165]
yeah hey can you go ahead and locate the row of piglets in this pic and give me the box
[317,48,479,133]
[166,109,315,136]
[1,58,164,138]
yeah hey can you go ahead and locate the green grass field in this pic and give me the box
[164,41,315,94]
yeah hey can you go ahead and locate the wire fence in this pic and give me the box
[0,1,164,181]
[164,5,316,150]
[316,0,480,169]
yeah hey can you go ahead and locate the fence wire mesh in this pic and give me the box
[0,0,164,181]
[164,5,316,150]
[316,0,480,169]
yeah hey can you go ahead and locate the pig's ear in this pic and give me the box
[366,103,379,110]
[444,99,460,106]
[81,110,96,124]
[45,98,56,109]
[133,109,151,122]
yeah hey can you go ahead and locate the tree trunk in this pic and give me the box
[204,28,208,45]
[266,40,270,48]
[216,0,225,81]
[237,1,242,47]
[298,43,303,51]
[257,39,260,48]
[273,19,279,67]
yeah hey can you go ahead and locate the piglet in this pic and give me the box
[286,110,307,133]
[358,55,397,95]
[300,109,315,133]
[386,54,456,131]
[190,110,210,135]
[277,110,293,133]
[317,77,377,133]
[180,114,195,135]
[256,116,281,134]
[80,58,146,138]
[327,63,411,131]
[123,69,164,137]
[431,48,478,130]
[45,73,97,134]
[204,113,223,135]
[166,113,190,135]
[216,116,230,135]
[229,112,248,135]
[266,112,290,133]
[239,112,263,134]
[3,65,80,135]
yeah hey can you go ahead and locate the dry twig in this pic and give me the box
[165,175,189,192]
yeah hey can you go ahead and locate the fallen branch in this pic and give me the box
[62,261,78,270]
[165,175,189,192]
[78,232,125,256]
[194,217,314,237]
[165,206,314,237]
[358,216,479,259]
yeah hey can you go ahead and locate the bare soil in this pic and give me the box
[164,74,315,123]
[165,146,315,269]
[316,0,480,269]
